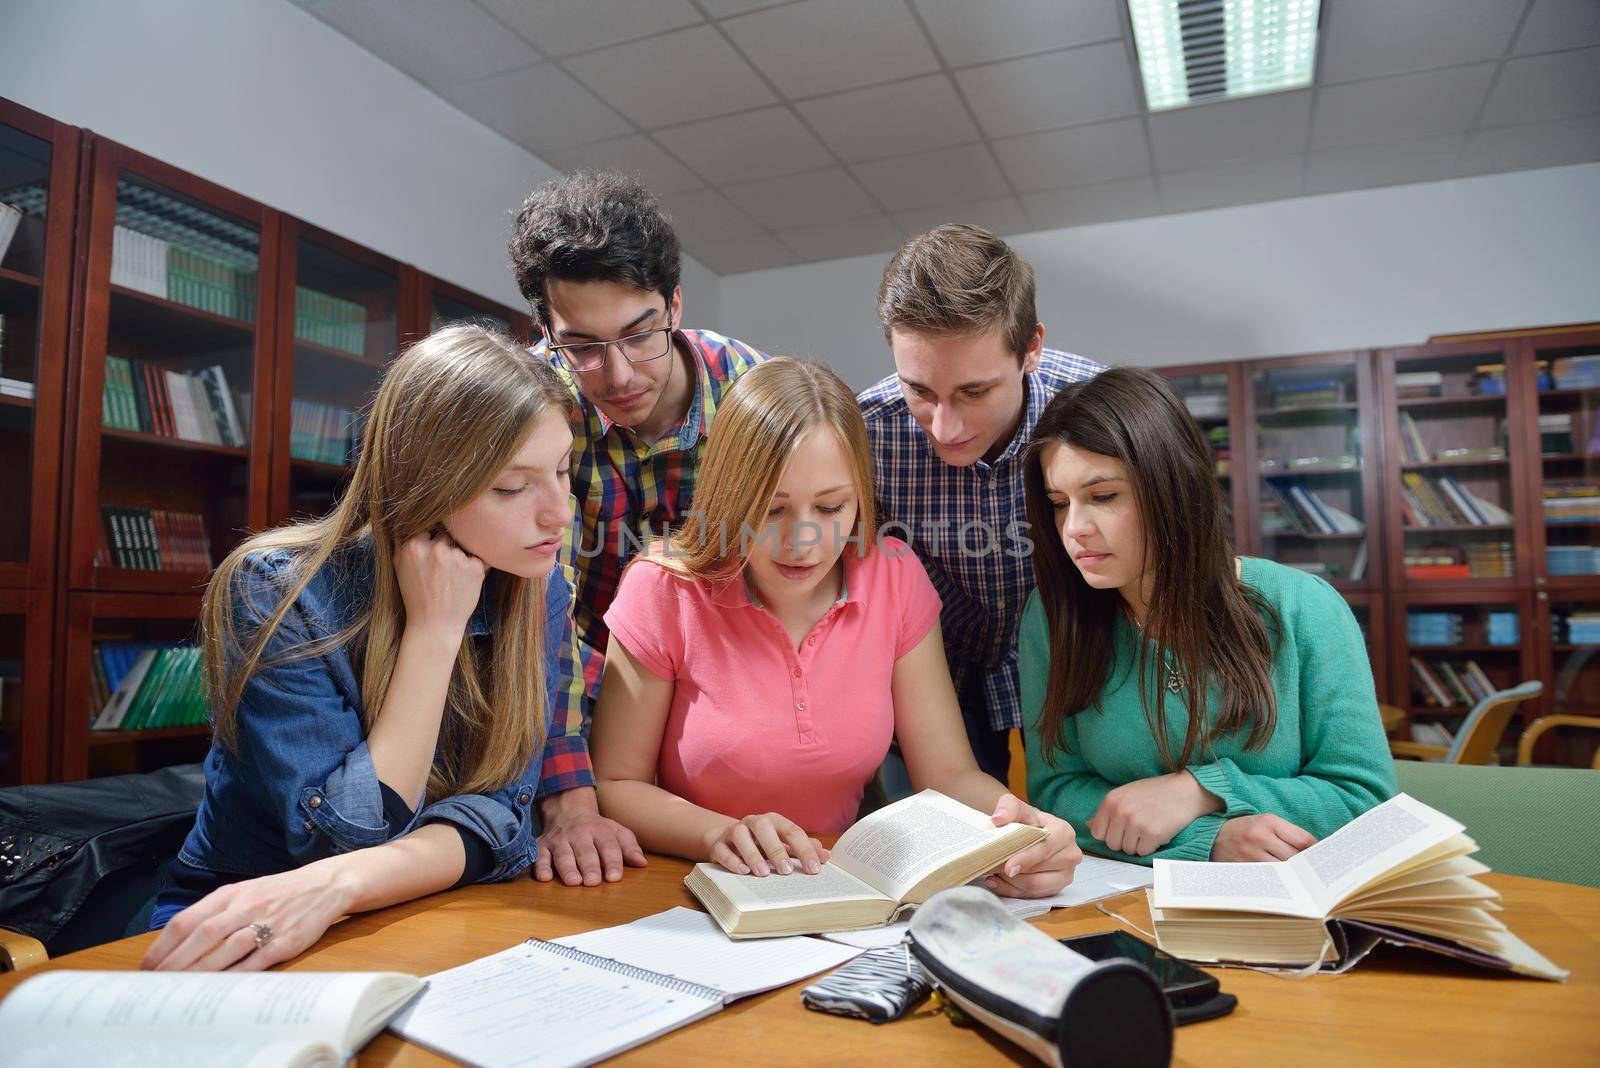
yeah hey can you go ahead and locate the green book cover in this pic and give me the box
[122,647,171,731]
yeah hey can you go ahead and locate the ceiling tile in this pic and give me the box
[1514,0,1600,54]
[723,167,882,229]
[777,215,907,262]
[1160,156,1304,213]
[852,143,1011,210]
[1147,90,1312,171]
[1458,115,1600,175]
[1318,0,1525,83]
[301,0,540,86]
[541,135,705,195]
[566,25,774,127]
[1305,134,1464,194]
[893,195,1030,236]
[1022,176,1161,229]
[699,0,791,15]
[911,0,1124,67]
[956,41,1141,138]
[1312,64,1496,150]
[722,0,940,99]
[475,0,701,57]
[659,188,767,248]
[688,233,801,273]
[796,75,980,163]
[436,62,634,152]
[1481,47,1600,127]
[657,107,832,184]
[993,117,1150,192]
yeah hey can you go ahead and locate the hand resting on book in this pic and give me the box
[704,811,832,877]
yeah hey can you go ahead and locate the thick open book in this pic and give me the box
[1149,793,1568,980]
[686,789,1048,939]
[2,970,424,1068]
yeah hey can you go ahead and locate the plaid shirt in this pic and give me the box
[536,329,768,785]
[858,349,1105,733]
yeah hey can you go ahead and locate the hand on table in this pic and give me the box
[536,787,648,886]
[141,864,347,972]
[1087,771,1222,857]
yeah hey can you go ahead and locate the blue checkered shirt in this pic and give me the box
[858,349,1105,733]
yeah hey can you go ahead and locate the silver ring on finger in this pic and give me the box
[245,921,274,950]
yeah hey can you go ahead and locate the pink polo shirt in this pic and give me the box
[602,537,941,834]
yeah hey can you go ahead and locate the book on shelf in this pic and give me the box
[290,398,362,466]
[295,285,368,356]
[1472,363,1507,396]
[99,507,213,572]
[1183,391,1227,419]
[1262,477,1363,536]
[0,201,21,263]
[1397,411,1431,462]
[1553,609,1600,645]
[103,356,246,448]
[1148,793,1567,980]
[90,642,208,731]
[1547,544,1600,576]
[0,969,423,1068]
[684,789,1047,939]
[1269,377,1344,408]
[1551,354,1600,391]
[1544,481,1600,523]
[1401,472,1510,527]
[1485,610,1519,645]
[1539,412,1575,455]
[1395,370,1443,399]
[110,182,260,321]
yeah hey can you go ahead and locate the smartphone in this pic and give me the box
[1061,931,1237,1025]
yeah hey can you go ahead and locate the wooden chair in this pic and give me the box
[1517,714,1600,769]
[0,929,47,973]
[1389,680,1544,765]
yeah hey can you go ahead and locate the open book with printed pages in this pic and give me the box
[685,789,1048,939]
[0,970,425,1068]
[1148,793,1567,980]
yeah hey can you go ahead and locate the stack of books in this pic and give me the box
[1270,377,1343,408]
[1400,472,1512,526]
[1544,481,1600,523]
[1472,363,1507,396]
[102,356,247,447]
[89,641,209,731]
[1410,657,1497,709]
[1262,476,1364,536]
[1551,354,1600,391]
[1553,609,1600,646]
[1546,545,1600,576]
[1184,390,1227,420]
[1396,370,1443,399]
[98,507,213,572]
[1486,610,1519,645]
[1408,611,1463,646]
[295,286,368,356]
[1404,546,1469,579]
[1464,541,1515,578]
[1539,413,1574,455]
[290,398,363,465]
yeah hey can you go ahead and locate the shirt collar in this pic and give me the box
[545,330,711,446]
[707,552,864,609]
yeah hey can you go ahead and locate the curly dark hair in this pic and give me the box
[508,170,682,329]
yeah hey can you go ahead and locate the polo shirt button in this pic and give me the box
[792,667,801,678]
[308,795,322,809]
[806,636,816,646]
[796,702,805,711]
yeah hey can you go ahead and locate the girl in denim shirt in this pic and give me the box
[143,325,636,971]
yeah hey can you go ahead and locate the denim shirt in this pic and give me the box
[166,539,574,902]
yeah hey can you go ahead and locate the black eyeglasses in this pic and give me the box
[545,315,676,374]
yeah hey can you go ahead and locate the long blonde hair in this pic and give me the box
[660,357,877,582]
[203,324,575,802]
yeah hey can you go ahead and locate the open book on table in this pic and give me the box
[1,970,424,1068]
[1149,793,1567,980]
[686,788,1047,939]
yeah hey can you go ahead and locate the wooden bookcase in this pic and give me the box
[1158,362,1249,552]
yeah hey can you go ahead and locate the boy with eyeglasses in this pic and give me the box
[509,171,768,887]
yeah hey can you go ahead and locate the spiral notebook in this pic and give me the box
[389,938,724,1068]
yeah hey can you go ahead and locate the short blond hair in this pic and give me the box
[876,223,1037,363]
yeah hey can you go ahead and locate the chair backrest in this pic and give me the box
[1445,680,1544,765]
[1393,761,1600,888]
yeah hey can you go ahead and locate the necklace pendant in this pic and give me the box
[1166,672,1183,694]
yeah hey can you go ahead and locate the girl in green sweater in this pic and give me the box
[1019,367,1394,865]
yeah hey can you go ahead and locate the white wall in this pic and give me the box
[721,163,1600,391]
[0,0,720,325]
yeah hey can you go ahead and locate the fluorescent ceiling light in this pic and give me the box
[1128,0,1321,111]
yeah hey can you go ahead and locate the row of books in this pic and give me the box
[1407,609,1519,645]
[110,224,259,323]
[1184,391,1227,420]
[295,285,368,356]
[1402,542,1515,580]
[1409,656,1497,710]
[0,311,32,400]
[102,356,248,448]
[1395,411,1506,465]
[1266,376,1344,409]
[1544,481,1600,523]
[1549,354,1600,392]
[98,507,213,572]
[1552,609,1600,646]
[1547,545,1600,576]
[290,398,363,466]
[1262,476,1364,536]
[89,642,208,731]
[1396,366,1508,400]
[1400,472,1511,527]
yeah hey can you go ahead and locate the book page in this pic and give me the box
[0,971,410,1051]
[554,907,861,1001]
[1286,793,1465,911]
[1152,860,1323,917]
[691,859,890,910]
[389,940,721,1068]
[831,789,1015,901]
[9,1037,331,1068]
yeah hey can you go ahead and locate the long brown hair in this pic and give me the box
[203,325,574,802]
[1023,367,1280,770]
[655,357,877,583]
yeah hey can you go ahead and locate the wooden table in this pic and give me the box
[3,857,1597,1067]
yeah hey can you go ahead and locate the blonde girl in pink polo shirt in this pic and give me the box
[591,358,1082,896]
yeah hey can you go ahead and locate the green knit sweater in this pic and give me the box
[1021,556,1396,865]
